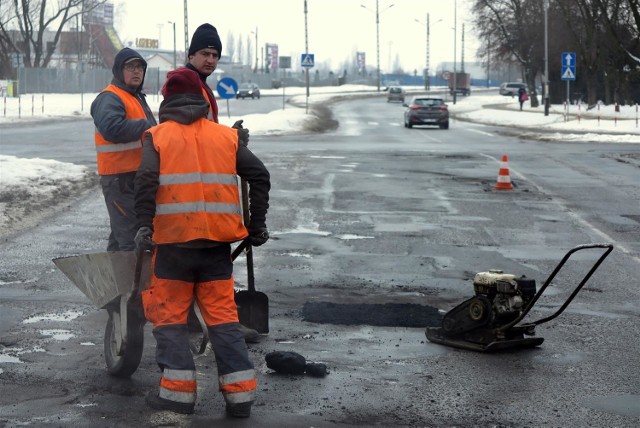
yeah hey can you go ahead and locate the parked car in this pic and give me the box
[403,97,449,129]
[236,83,261,99]
[387,86,405,103]
[499,82,526,96]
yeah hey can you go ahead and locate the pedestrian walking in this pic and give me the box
[134,68,270,417]
[91,47,157,251]
[518,86,529,111]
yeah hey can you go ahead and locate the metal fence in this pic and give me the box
[12,67,381,96]
[11,66,481,96]
[15,67,166,95]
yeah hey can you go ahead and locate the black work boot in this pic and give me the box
[145,392,195,415]
[226,401,252,418]
[237,324,261,343]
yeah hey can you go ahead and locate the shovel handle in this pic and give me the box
[241,179,257,293]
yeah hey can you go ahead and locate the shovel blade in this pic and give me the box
[235,290,269,334]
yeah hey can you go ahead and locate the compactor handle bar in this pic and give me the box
[498,243,614,333]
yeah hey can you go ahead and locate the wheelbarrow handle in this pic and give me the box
[232,239,250,261]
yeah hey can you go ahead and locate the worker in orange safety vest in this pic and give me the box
[183,23,249,143]
[91,47,157,251]
[133,68,270,417]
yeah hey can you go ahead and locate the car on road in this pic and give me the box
[387,86,405,103]
[236,83,261,99]
[403,97,449,129]
[499,82,526,96]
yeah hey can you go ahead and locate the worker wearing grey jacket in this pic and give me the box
[91,47,157,251]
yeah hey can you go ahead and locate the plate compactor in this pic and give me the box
[425,244,613,352]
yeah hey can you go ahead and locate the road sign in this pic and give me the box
[279,56,291,69]
[561,52,576,81]
[301,53,315,68]
[12,53,22,68]
[216,77,238,99]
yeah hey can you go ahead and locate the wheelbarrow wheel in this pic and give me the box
[104,305,145,378]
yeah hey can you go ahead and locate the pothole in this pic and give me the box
[302,302,443,327]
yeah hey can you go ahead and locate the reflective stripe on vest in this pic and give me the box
[94,84,146,175]
[156,201,240,215]
[95,140,142,153]
[159,368,197,404]
[219,369,257,404]
[159,172,238,186]
[148,119,247,244]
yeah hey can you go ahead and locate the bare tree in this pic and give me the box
[472,0,544,107]
[236,36,243,66]
[0,0,106,74]
[226,31,236,63]
[246,34,252,69]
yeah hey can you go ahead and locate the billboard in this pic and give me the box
[266,43,278,71]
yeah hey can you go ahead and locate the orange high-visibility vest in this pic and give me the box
[147,118,247,244]
[94,84,146,175]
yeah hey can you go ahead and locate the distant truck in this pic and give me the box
[448,72,471,96]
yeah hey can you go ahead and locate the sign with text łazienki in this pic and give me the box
[136,38,158,49]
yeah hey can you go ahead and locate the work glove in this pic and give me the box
[248,226,269,247]
[134,226,155,251]
[232,119,250,146]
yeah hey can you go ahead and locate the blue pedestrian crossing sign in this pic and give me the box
[561,52,576,81]
[216,77,238,99]
[301,53,315,68]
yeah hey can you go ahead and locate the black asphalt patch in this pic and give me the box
[302,302,443,327]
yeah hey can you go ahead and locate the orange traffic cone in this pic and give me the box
[495,154,513,190]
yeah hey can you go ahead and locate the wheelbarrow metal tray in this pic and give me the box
[53,251,139,309]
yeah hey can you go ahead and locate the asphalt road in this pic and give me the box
[1,95,639,427]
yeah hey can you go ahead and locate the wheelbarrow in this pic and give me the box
[53,239,257,378]
[53,249,151,377]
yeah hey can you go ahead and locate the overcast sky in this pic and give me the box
[112,0,480,73]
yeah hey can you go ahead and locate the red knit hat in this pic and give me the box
[162,68,202,98]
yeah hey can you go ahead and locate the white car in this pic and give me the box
[499,82,526,96]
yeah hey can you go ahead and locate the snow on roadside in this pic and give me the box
[0,155,97,237]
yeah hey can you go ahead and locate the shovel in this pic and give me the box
[234,179,269,334]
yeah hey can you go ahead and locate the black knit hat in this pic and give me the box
[188,23,222,57]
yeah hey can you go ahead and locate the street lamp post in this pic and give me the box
[452,0,457,105]
[251,27,258,73]
[183,0,189,64]
[361,1,394,92]
[415,14,442,91]
[168,21,176,70]
[544,0,550,116]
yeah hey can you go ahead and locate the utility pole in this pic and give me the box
[183,0,189,64]
[544,0,550,116]
[461,23,465,73]
[168,21,177,69]
[426,13,430,90]
[487,34,490,88]
[304,0,310,111]
[453,0,457,104]
[254,27,258,73]
[376,0,380,92]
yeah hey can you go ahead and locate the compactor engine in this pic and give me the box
[425,244,613,352]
